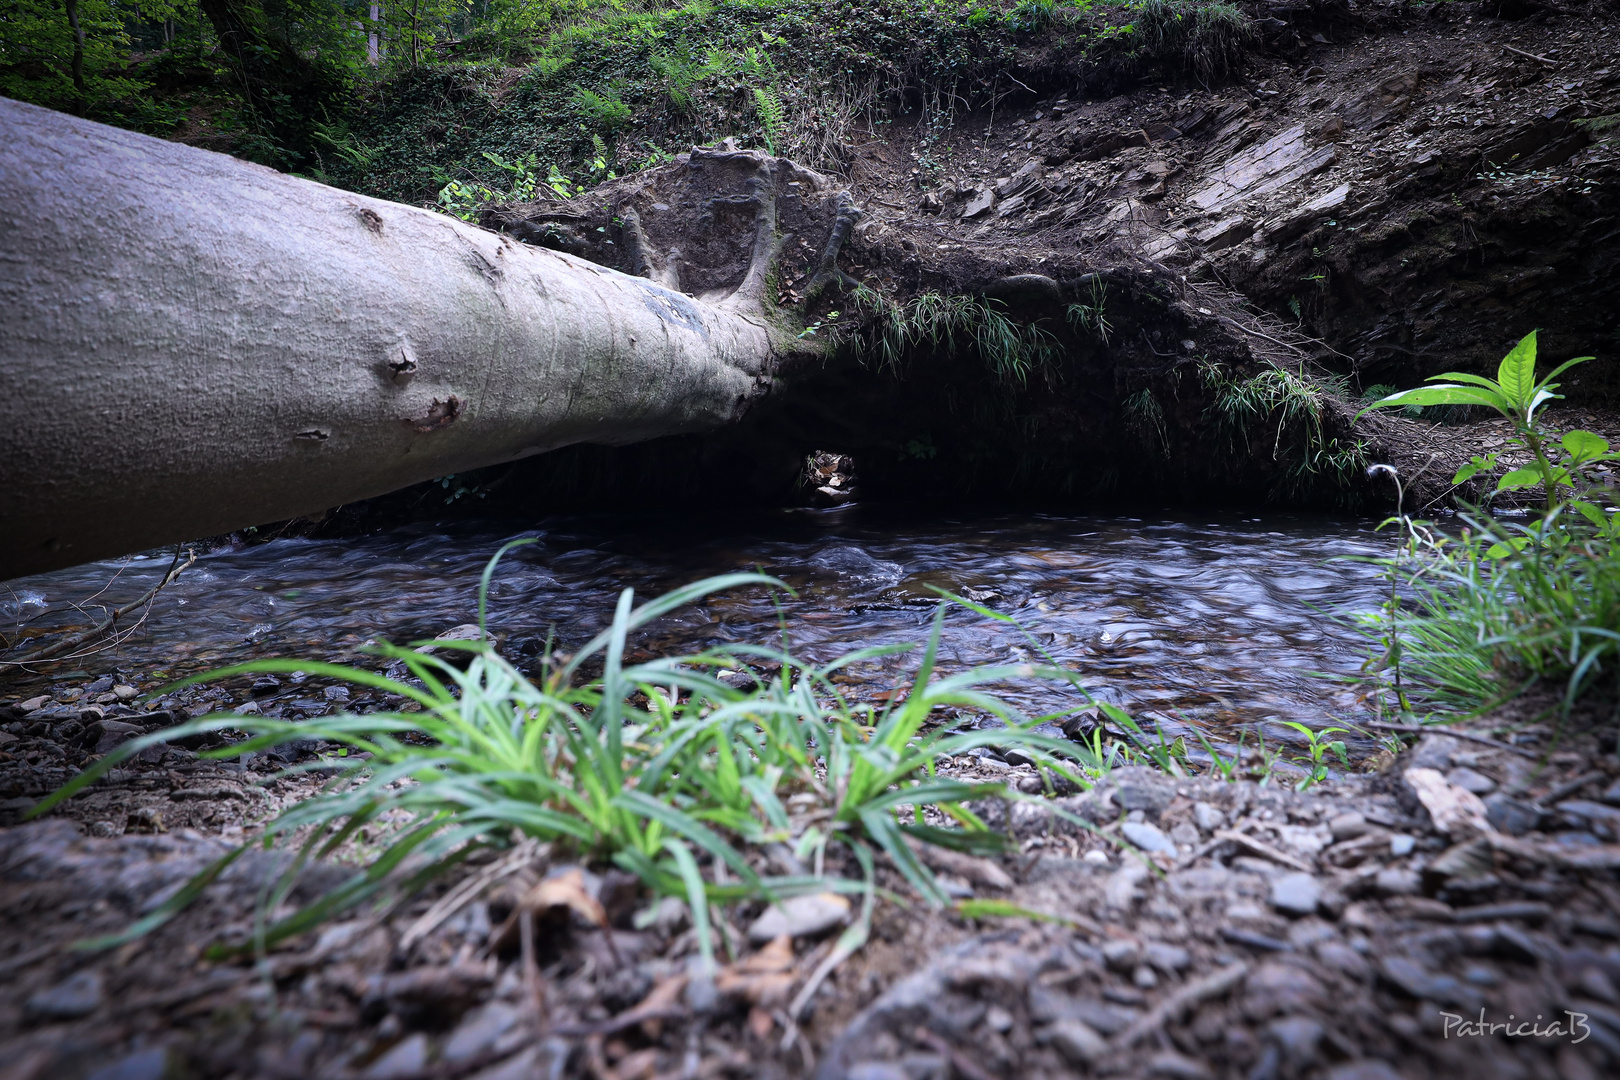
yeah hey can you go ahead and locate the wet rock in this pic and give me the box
[89,719,144,754]
[1328,812,1368,842]
[1445,767,1496,795]
[25,969,103,1019]
[1047,1018,1108,1065]
[748,892,850,943]
[364,1033,429,1079]
[1121,821,1176,855]
[1269,872,1320,917]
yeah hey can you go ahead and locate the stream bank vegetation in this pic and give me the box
[1357,330,1620,730]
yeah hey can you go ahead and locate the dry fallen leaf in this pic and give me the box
[489,866,609,954]
[716,934,799,1008]
[1404,767,1493,838]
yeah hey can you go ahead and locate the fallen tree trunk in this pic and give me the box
[0,100,855,579]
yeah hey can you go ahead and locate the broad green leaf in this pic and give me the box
[1496,331,1538,410]
[1486,536,1533,558]
[1496,467,1544,492]
[1572,500,1610,530]
[1354,385,1510,420]
[1563,429,1610,464]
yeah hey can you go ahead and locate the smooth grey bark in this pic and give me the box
[0,98,803,579]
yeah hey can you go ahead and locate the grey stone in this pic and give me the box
[1315,941,1369,979]
[962,189,994,218]
[1133,964,1159,989]
[1143,942,1191,974]
[1243,962,1324,1018]
[1048,1019,1108,1065]
[747,892,849,943]
[1408,733,1459,771]
[1193,802,1225,833]
[1169,822,1201,848]
[444,1002,523,1062]
[847,1065,909,1080]
[1102,939,1140,972]
[1557,800,1620,827]
[1326,1065,1403,1080]
[25,969,103,1019]
[898,1054,947,1080]
[1148,1050,1212,1079]
[1445,767,1496,795]
[1484,794,1541,836]
[365,1034,429,1080]
[1270,872,1321,917]
[1267,1016,1323,1069]
[1602,778,1620,806]
[1374,867,1421,896]
[1113,771,1175,812]
[84,1048,170,1080]
[1389,834,1416,857]
[1328,812,1368,841]
[1121,821,1176,855]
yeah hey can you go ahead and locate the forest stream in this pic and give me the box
[3,509,1388,766]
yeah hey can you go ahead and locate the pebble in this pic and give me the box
[1373,867,1421,896]
[364,1034,429,1079]
[1484,794,1540,836]
[747,892,850,943]
[1267,1017,1323,1069]
[1048,1018,1108,1065]
[84,1047,169,1080]
[1603,777,1620,806]
[112,684,139,702]
[1132,964,1159,989]
[1082,849,1110,865]
[1101,939,1140,972]
[985,1004,1014,1032]
[1444,766,1495,795]
[1120,821,1176,855]
[1143,942,1190,974]
[1326,1064,1403,1080]
[847,1065,909,1080]
[1388,834,1415,857]
[1148,1050,1212,1079]
[1269,872,1320,917]
[1328,811,1368,841]
[1193,802,1225,833]
[443,1002,523,1062]
[25,969,104,1019]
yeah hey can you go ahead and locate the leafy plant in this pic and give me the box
[1276,720,1348,790]
[34,544,1115,953]
[573,85,633,132]
[1358,330,1600,511]
[753,86,786,152]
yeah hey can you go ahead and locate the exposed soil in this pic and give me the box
[7,4,1620,1079]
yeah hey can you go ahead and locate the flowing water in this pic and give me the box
[3,508,1392,759]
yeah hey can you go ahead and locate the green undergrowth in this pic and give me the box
[34,541,1146,957]
[850,287,1062,387]
[317,0,1258,203]
[1357,332,1620,723]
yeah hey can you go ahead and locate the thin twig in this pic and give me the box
[2,548,194,666]
[1360,720,1539,759]
[1113,962,1250,1048]
[1503,44,1558,68]
[1534,769,1609,809]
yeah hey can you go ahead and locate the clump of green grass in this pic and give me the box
[1200,361,1366,498]
[35,542,1117,955]
[1357,332,1620,718]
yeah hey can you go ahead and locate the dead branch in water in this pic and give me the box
[1,547,195,668]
